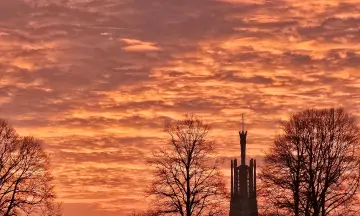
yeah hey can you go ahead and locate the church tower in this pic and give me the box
[229,114,258,216]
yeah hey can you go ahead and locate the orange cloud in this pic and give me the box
[120,38,162,52]
[1,0,360,215]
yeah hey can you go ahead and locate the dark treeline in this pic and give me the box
[136,108,360,216]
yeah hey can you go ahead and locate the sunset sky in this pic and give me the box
[1,0,360,215]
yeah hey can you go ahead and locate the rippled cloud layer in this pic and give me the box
[1,0,360,215]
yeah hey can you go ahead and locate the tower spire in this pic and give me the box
[239,113,247,165]
[230,112,258,216]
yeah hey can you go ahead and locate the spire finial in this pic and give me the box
[241,113,245,132]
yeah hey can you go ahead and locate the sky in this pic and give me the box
[1,0,360,215]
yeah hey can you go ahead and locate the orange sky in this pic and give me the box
[1,0,360,215]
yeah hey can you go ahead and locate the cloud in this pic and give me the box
[1,0,360,215]
[120,38,162,52]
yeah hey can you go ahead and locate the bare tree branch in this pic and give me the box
[147,114,227,216]
[0,119,61,216]
[259,108,360,216]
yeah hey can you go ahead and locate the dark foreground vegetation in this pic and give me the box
[135,108,360,216]
[0,120,61,216]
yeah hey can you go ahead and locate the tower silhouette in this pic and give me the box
[229,114,258,216]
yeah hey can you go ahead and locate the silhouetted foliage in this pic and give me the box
[259,108,360,216]
[147,115,227,216]
[129,209,159,216]
[0,119,61,216]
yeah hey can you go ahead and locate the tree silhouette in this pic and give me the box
[259,108,360,216]
[130,209,159,216]
[147,115,227,216]
[0,119,60,216]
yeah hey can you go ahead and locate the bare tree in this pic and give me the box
[147,115,227,216]
[259,108,360,216]
[0,119,60,216]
